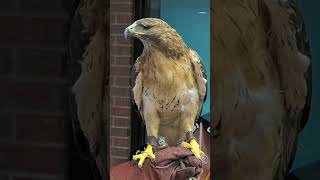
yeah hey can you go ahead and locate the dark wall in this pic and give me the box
[0,0,98,180]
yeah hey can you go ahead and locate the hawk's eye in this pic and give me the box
[141,24,152,30]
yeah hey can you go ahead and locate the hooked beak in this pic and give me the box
[124,27,131,40]
[124,22,145,40]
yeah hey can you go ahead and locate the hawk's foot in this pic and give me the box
[132,144,155,168]
[181,139,208,163]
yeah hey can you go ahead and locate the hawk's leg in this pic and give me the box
[133,103,159,168]
[179,106,205,160]
[132,136,157,168]
[181,131,205,159]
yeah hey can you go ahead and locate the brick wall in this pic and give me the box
[0,0,72,179]
[110,0,134,166]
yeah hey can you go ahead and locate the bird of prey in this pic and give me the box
[124,18,208,168]
[212,0,311,179]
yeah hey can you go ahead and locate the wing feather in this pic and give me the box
[130,57,145,122]
[265,0,312,132]
[264,0,312,173]
[189,49,208,117]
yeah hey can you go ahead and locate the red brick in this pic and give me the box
[113,118,129,127]
[0,143,68,174]
[0,16,66,46]
[113,56,132,66]
[111,127,129,137]
[110,3,132,13]
[115,35,131,45]
[19,0,64,13]
[110,0,134,165]
[111,45,132,55]
[112,35,132,46]
[116,14,133,24]
[114,76,130,87]
[16,49,66,78]
[111,147,129,157]
[0,48,13,75]
[110,24,128,34]
[16,114,67,143]
[110,87,130,97]
[111,56,117,64]
[111,14,117,23]
[111,35,117,45]
[112,137,129,147]
[0,113,14,140]
[110,66,131,76]
[113,97,130,107]
[0,79,66,111]
[112,107,130,116]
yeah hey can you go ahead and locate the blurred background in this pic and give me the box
[290,1,320,179]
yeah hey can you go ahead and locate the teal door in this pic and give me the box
[160,0,210,118]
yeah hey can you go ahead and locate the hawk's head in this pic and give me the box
[124,18,188,56]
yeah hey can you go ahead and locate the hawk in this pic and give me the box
[124,18,208,168]
[212,0,312,179]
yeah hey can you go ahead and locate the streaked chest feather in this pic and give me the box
[143,88,199,118]
[143,58,195,89]
[142,55,197,99]
[137,51,200,116]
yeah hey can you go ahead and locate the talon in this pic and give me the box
[132,144,155,168]
[181,139,205,159]
[181,141,192,149]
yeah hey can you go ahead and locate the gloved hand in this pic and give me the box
[111,147,205,180]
